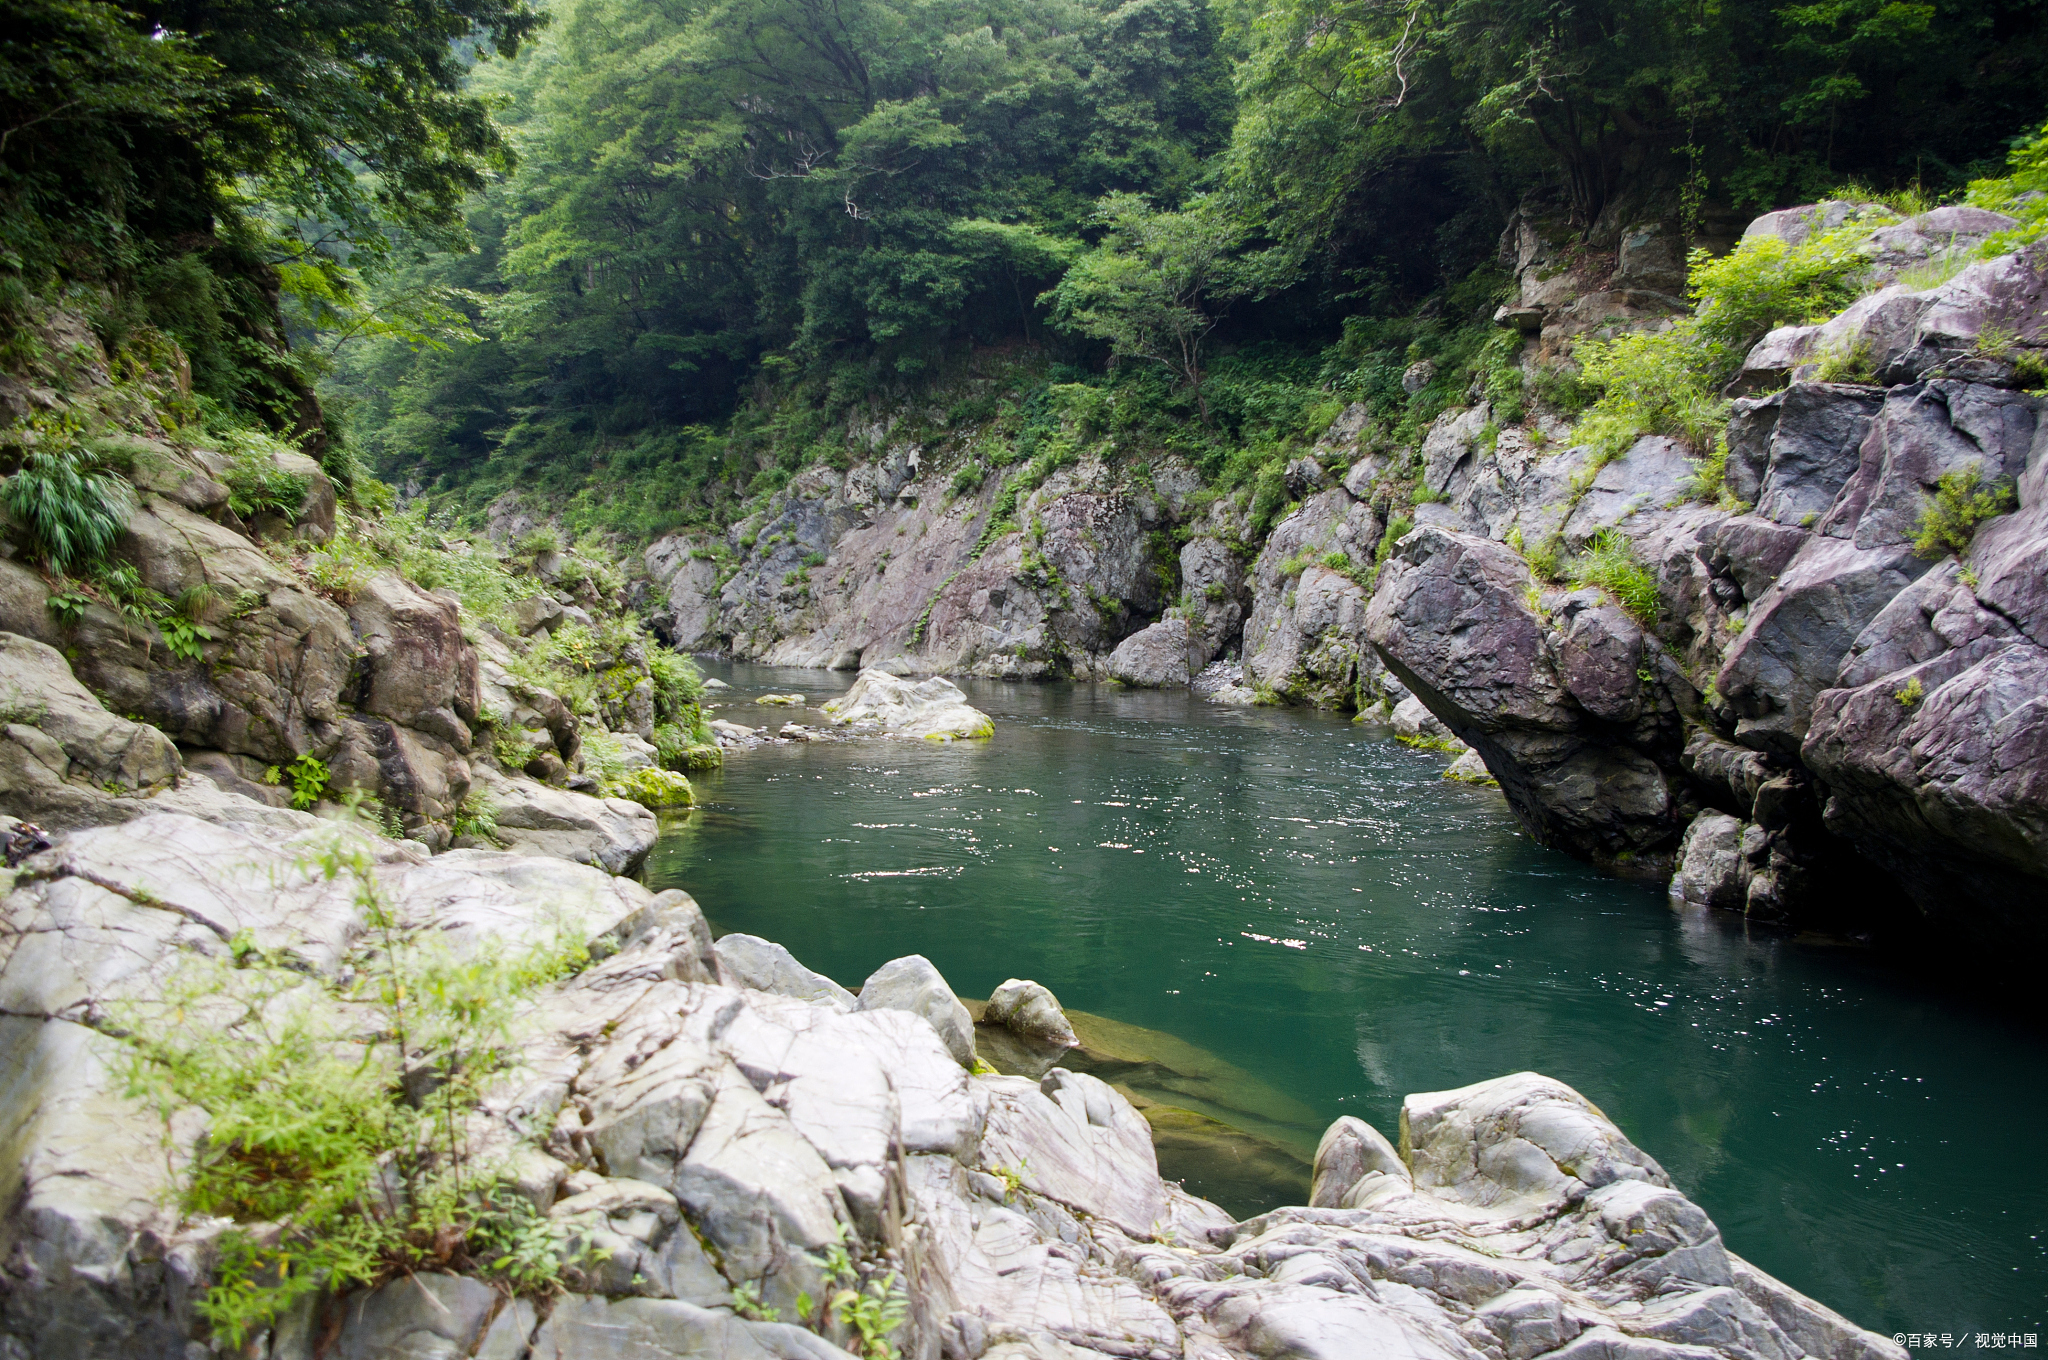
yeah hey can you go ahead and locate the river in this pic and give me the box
[645,663,2047,1338]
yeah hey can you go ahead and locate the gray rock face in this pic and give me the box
[1241,488,1385,707]
[984,978,1077,1046]
[1181,535,1248,661]
[468,762,660,875]
[856,953,977,1066]
[715,933,857,1009]
[1670,812,1751,910]
[348,571,482,750]
[1366,527,1686,871]
[1107,615,1193,687]
[0,633,183,830]
[1752,384,1884,528]
[1716,535,1929,755]
[1802,460,2048,941]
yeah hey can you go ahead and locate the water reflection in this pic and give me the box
[650,663,2048,1335]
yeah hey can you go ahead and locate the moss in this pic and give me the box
[613,766,696,808]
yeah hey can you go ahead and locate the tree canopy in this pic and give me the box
[7,0,2046,527]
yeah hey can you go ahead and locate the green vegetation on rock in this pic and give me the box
[113,825,589,1345]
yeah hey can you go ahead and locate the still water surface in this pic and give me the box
[647,663,2047,1337]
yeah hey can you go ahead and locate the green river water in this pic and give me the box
[646,663,2047,1339]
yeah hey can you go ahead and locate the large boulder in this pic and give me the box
[714,933,856,1009]
[1366,527,1688,870]
[1107,616,1193,687]
[820,670,992,740]
[468,762,659,875]
[855,954,976,1067]
[984,978,1077,1047]
[0,504,356,765]
[1801,429,2048,942]
[347,570,482,751]
[0,632,182,829]
[1180,536,1247,662]
[1241,489,1384,707]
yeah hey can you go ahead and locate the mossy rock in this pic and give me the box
[676,743,724,771]
[614,766,695,808]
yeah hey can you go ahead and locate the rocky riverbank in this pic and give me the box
[644,201,2048,946]
[0,804,1907,1360]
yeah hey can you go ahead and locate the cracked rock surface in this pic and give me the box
[0,814,1901,1360]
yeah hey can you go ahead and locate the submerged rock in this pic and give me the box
[821,669,993,740]
[984,977,1078,1046]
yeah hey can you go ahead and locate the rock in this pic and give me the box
[756,692,807,706]
[348,570,481,750]
[0,632,182,830]
[1401,1071,1671,1212]
[0,505,356,766]
[1366,527,1683,871]
[715,934,857,1009]
[1180,536,1247,662]
[326,715,472,836]
[528,1296,857,1360]
[1402,360,1437,393]
[1391,694,1459,745]
[821,670,993,740]
[1284,456,1331,497]
[1555,590,1645,723]
[514,592,567,636]
[1670,812,1751,910]
[1242,489,1383,707]
[856,954,977,1066]
[1309,1115,1409,1209]
[1819,380,2039,550]
[645,536,726,652]
[984,978,1077,1046]
[1422,405,1492,502]
[327,1272,505,1359]
[1716,536,1929,755]
[1107,616,1193,687]
[1741,199,1888,248]
[1442,748,1495,784]
[1752,384,1886,529]
[468,762,659,875]
[0,809,1905,1360]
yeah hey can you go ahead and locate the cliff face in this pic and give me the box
[656,208,2048,946]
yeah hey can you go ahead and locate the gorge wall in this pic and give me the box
[646,204,2048,950]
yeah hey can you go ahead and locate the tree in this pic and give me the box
[1043,192,1284,423]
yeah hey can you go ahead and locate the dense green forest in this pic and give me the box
[7,0,2048,538]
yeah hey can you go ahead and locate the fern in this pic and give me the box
[3,447,134,573]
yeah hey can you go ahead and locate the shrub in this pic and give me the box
[653,721,723,770]
[450,791,500,842]
[1894,676,1925,707]
[2,445,134,573]
[1570,322,1728,462]
[214,427,309,520]
[1687,216,1885,348]
[113,827,590,1345]
[1568,529,1659,623]
[264,753,330,810]
[1912,466,2016,559]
